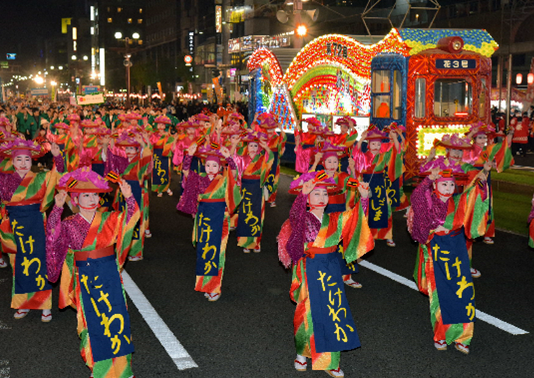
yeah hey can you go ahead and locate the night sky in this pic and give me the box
[0,0,74,70]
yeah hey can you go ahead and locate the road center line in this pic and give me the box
[122,270,198,370]
[358,260,529,336]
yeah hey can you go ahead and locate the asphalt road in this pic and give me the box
[1,173,533,378]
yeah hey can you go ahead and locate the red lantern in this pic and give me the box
[528,73,534,85]
[516,73,523,85]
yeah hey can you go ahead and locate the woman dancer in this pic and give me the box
[283,173,374,377]
[46,167,139,378]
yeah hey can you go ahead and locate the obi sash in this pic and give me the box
[265,151,279,197]
[118,180,142,240]
[430,229,475,324]
[195,199,226,276]
[363,173,388,229]
[6,203,52,294]
[236,178,262,238]
[75,249,134,362]
[152,147,170,187]
[305,251,361,353]
[92,162,105,176]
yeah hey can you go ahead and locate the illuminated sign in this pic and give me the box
[184,55,193,64]
[6,53,16,60]
[436,59,476,70]
[215,5,222,33]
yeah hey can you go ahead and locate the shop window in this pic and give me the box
[138,19,143,24]
[434,79,472,118]
[117,7,122,13]
[415,78,425,119]
[128,18,133,24]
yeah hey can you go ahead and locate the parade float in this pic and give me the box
[247,28,498,175]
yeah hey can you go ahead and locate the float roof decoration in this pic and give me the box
[283,29,410,89]
[398,28,498,57]
[247,47,284,87]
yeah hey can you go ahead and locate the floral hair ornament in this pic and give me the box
[365,125,387,141]
[57,167,112,193]
[434,133,472,150]
[0,138,43,159]
[154,115,172,125]
[288,171,336,194]
[335,116,356,128]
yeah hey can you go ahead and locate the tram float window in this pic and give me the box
[373,95,390,118]
[434,79,472,118]
[372,70,391,118]
[479,78,487,117]
[415,78,425,119]
[372,70,390,93]
[392,70,401,119]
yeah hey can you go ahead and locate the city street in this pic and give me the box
[1,173,533,378]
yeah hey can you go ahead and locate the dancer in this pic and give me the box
[150,115,176,197]
[103,131,152,261]
[352,125,402,247]
[309,142,362,288]
[0,138,63,321]
[234,131,274,253]
[46,168,139,378]
[463,123,513,244]
[255,113,286,208]
[282,173,374,377]
[176,143,241,301]
[410,165,490,354]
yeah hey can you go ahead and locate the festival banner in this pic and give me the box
[195,201,226,276]
[430,229,475,324]
[7,204,52,294]
[152,148,170,187]
[236,178,262,237]
[118,180,142,240]
[385,172,401,208]
[306,253,360,352]
[76,93,105,105]
[363,173,388,229]
[76,255,134,362]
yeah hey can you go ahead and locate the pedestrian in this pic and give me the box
[281,173,374,377]
[45,167,139,378]
[409,165,490,354]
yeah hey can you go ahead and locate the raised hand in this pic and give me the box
[55,190,67,208]
[302,179,316,195]
[118,180,133,199]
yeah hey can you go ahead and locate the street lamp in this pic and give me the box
[34,76,44,85]
[115,34,134,107]
[71,55,77,61]
[132,32,140,39]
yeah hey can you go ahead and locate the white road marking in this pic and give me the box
[121,270,198,370]
[359,260,529,335]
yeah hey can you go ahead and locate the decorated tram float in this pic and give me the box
[247,28,498,176]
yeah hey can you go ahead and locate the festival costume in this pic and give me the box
[283,187,374,371]
[410,175,489,348]
[463,127,513,239]
[176,153,241,296]
[0,141,64,312]
[265,132,287,204]
[352,137,401,241]
[150,132,175,194]
[46,169,140,378]
[234,141,274,250]
[105,141,152,260]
